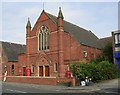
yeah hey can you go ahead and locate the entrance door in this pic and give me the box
[23,67,26,76]
[45,66,49,76]
[39,66,43,76]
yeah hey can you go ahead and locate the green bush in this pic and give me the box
[69,61,118,83]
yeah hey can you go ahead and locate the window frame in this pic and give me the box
[83,51,88,58]
[31,65,35,74]
[115,33,120,44]
[54,63,58,72]
[38,25,49,51]
[115,34,118,44]
[11,64,14,75]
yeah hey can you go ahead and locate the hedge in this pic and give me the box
[69,61,118,82]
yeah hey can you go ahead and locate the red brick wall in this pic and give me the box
[17,10,102,78]
[18,54,26,75]
[27,11,57,55]
[63,32,80,63]
[63,31,102,64]
[1,47,19,76]
[7,62,18,76]
[18,54,26,65]
[5,76,75,86]
[80,45,102,63]
[1,10,103,88]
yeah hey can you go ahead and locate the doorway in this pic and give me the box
[39,66,43,76]
[39,65,49,77]
[45,66,49,76]
[23,67,26,76]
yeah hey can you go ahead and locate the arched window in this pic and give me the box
[12,64,14,75]
[54,63,58,72]
[39,25,49,51]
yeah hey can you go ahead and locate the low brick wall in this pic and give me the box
[3,76,75,86]
[0,76,3,81]
[56,77,75,86]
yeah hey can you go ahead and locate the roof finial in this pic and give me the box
[58,7,64,19]
[26,17,31,28]
[59,7,61,10]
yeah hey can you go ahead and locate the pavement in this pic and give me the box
[1,78,120,94]
[63,78,119,93]
[66,78,119,89]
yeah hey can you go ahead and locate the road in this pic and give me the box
[2,82,64,93]
[1,78,120,94]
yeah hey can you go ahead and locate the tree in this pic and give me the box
[103,42,113,63]
[69,61,118,83]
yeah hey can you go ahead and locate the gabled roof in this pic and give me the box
[46,12,102,49]
[99,37,112,48]
[1,41,26,62]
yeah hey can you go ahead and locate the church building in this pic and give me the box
[2,8,102,79]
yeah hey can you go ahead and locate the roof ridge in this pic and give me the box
[88,30,99,40]
[100,36,112,39]
[0,41,26,46]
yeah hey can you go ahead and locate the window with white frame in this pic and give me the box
[115,34,118,44]
[54,63,58,72]
[83,51,87,58]
[12,64,14,74]
[115,33,120,44]
[118,33,120,43]
[31,65,34,73]
[39,25,49,51]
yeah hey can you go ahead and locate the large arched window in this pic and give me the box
[39,25,49,51]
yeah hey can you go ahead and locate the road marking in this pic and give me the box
[14,90,27,93]
[55,90,60,91]
[6,89,13,92]
[6,89,27,93]
[105,91,118,94]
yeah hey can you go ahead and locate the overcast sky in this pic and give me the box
[1,1,118,44]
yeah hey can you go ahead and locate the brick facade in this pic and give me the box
[4,76,75,86]
[17,10,101,78]
[1,8,102,86]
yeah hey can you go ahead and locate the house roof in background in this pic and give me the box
[1,41,26,62]
[99,36,113,48]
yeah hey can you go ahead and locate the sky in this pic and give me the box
[1,1,118,44]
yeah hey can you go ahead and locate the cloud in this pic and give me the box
[2,2,118,44]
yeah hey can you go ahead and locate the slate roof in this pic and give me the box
[46,12,102,49]
[1,41,26,62]
[99,37,112,48]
